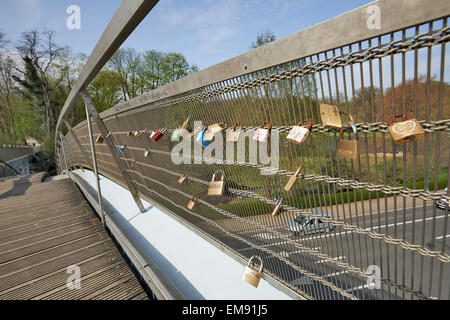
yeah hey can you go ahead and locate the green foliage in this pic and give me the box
[250,29,276,49]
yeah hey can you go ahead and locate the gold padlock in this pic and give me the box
[96,135,104,143]
[226,122,243,142]
[178,174,187,184]
[242,256,263,288]
[387,113,425,144]
[106,132,111,139]
[203,123,227,141]
[320,104,354,129]
[271,197,283,216]
[286,119,312,144]
[187,196,198,210]
[130,160,137,169]
[207,170,225,196]
[284,164,304,192]
[337,122,359,160]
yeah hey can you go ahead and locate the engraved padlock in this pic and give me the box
[271,197,283,216]
[187,196,197,210]
[242,256,263,288]
[252,121,272,143]
[178,174,187,184]
[337,122,359,160]
[286,119,312,144]
[387,113,425,144]
[284,164,304,192]
[226,122,243,142]
[96,135,104,143]
[320,104,354,129]
[207,170,225,196]
[203,123,227,141]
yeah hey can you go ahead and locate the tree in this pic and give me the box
[250,29,276,49]
[15,30,65,133]
[88,70,122,112]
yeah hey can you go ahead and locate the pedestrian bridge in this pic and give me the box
[1,0,450,300]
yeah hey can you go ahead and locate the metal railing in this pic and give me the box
[56,0,450,300]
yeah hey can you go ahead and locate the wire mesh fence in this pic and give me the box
[59,15,450,300]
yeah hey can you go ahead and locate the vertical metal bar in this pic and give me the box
[80,89,146,213]
[59,134,69,172]
[85,102,106,227]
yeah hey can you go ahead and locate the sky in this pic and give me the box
[0,0,375,70]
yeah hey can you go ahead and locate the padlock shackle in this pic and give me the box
[339,111,354,123]
[232,122,242,130]
[296,119,313,130]
[248,255,263,272]
[294,163,305,176]
[258,121,272,132]
[339,122,358,141]
[387,113,413,126]
[211,169,225,181]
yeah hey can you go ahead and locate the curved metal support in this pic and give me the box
[80,89,145,213]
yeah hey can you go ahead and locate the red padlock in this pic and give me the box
[152,128,166,142]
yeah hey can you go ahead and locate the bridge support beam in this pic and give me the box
[84,100,106,227]
[80,89,145,213]
[59,133,69,174]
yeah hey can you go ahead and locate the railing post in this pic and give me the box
[84,101,106,227]
[59,133,69,173]
[80,89,146,213]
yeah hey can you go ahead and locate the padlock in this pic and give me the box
[252,121,272,143]
[152,128,166,142]
[95,135,104,143]
[134,130,140,136]
[337,122,359,160]
[284,164,304,192]
[242,256,263,288]
[149,129,156,140]
[271,197,283,216]
[178,174,187,184]
[320,104,354,129]
[106,132,111,139]
[127,130,133,136]
[203,123,227,141]
[144,147,150,158]
[387,113,425,144]
[118,145,126,152]
[172,116,191,141]
[195,128,210,147]
[226,123,243,142]
[187,196,198,210]
[207,170,225,196]
[286,119,312,144]
[130,160,136,169]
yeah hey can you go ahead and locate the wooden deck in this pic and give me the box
[0,173,149,300]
